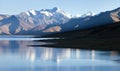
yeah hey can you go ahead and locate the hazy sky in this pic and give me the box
[0,0,120,15]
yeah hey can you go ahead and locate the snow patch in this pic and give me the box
[81,12,96,17]
[65,13,72,18]
[75,14,81,17]
[40,11,53,16]
[26,12,30,16]
[57,10,72,18]
[29,9,36,15]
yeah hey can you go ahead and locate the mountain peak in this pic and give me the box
[25,7,72,18]
[40,7,61,13]
[52,7,60,12]
[9,15,18,20]
[81,11,95,17]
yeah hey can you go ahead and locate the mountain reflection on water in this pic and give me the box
[0,38,120,71]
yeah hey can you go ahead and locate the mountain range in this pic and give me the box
[0,7,120,35]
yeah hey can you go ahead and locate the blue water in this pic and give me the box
[0,36,120,71]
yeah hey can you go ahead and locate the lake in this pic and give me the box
[0,36,120,71]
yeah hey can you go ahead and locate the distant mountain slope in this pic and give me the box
[0,15,20,34]
[42,22,120,38]
[0,14,9,20]
[60,7,120,31]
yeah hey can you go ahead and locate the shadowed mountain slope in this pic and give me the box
[36,22,120,51]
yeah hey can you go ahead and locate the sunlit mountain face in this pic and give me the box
[0,7,120,35]
[0,7,71,35]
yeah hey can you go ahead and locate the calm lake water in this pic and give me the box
[0,36,120,71]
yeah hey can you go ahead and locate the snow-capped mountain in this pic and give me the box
[18,7,71,26]
[25,7,72,18]
[73,12,95,18]
[0,7,120,35]
[0,7,72,34]
[81,11,95,17]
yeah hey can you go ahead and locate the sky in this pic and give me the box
[0,0,120,16]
